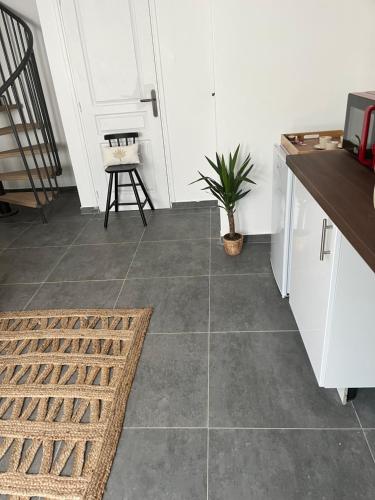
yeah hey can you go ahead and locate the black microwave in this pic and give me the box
[343,91,375,169]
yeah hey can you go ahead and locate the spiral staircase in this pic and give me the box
[0,2,61,223]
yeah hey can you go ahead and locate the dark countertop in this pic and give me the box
[286,150,375,273]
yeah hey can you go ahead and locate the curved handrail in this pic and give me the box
[0,1,33,98]
[0,0,62,211]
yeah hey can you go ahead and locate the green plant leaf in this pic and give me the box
[191,145,256,219]
[205,155,221,176]
[236,189,251,200]
[232,144,240,168]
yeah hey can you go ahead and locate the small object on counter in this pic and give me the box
[281,129,343,155]
[326,141,339,150]
[319,135,332,147]
[314,144,326,150]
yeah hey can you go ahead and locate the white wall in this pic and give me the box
[2,0,75,187]
[213,0,375,235]
[214,0,375,234]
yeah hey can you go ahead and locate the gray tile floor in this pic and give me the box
[1,188,375,499]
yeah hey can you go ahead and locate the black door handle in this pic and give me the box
[139,89,158,117]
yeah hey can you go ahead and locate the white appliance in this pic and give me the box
[270,144,294,297]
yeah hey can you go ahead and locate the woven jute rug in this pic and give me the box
[0,308,152,499]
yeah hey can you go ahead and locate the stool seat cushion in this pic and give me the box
[102,143,140,167]
[105,163,141,173]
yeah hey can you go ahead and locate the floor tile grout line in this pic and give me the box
[45,279,125,284]
[0,302,299,333]
[112,217,151,309]
[0,220,36,226]
[4,235,270,250]
[124,426,208,430]
[0,279,124,286]
[211,427,362,431]
[148,329,299,335]
[125,272,271,279]
[0,271,275,287]
[211,329,299,334]
[115,271,273,280]
[207,207,212,500]
[122,426,364,431]
[138,237,218,243]
[8,242,142,249]
[22,218,93,311]
[351,401,375,464]
[5,238,271,249]
[2,222,35,251]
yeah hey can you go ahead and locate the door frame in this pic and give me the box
[37,0,173,209]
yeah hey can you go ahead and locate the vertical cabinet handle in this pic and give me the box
[320,218,333,261]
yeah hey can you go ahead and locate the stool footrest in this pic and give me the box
[116,200,148,207]
[117,183,140,188]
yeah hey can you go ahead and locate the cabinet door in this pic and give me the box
[289,178,337,383]
[324,237,375,387]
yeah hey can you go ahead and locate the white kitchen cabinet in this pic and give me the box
[289,177,338,381]
[289,177,375,389]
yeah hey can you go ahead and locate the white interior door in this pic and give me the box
[151,0,216,202]
[60,0,170,210]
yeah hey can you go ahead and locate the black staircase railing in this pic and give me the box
[0,1,61,222]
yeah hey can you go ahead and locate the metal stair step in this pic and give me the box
[0,167,55,181]
[0,191,56,208]
[0,143,49,159]
[0,123,40,136]
[0,104,19,112]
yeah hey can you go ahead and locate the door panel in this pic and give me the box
[76,1,139,102]
[60,0,170,210]
[289,178,337,383]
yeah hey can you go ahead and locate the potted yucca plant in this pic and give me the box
[191,145,255,256]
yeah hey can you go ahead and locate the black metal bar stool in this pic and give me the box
[103,132,154,228]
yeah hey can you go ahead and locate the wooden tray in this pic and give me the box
[281,129,343,155]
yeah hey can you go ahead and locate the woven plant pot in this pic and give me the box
[223,233,244,256]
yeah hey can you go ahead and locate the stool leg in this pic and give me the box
[129,170,147,226]
[104,173,114,229]
[115,172,119,212]
[134,169,155,210]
